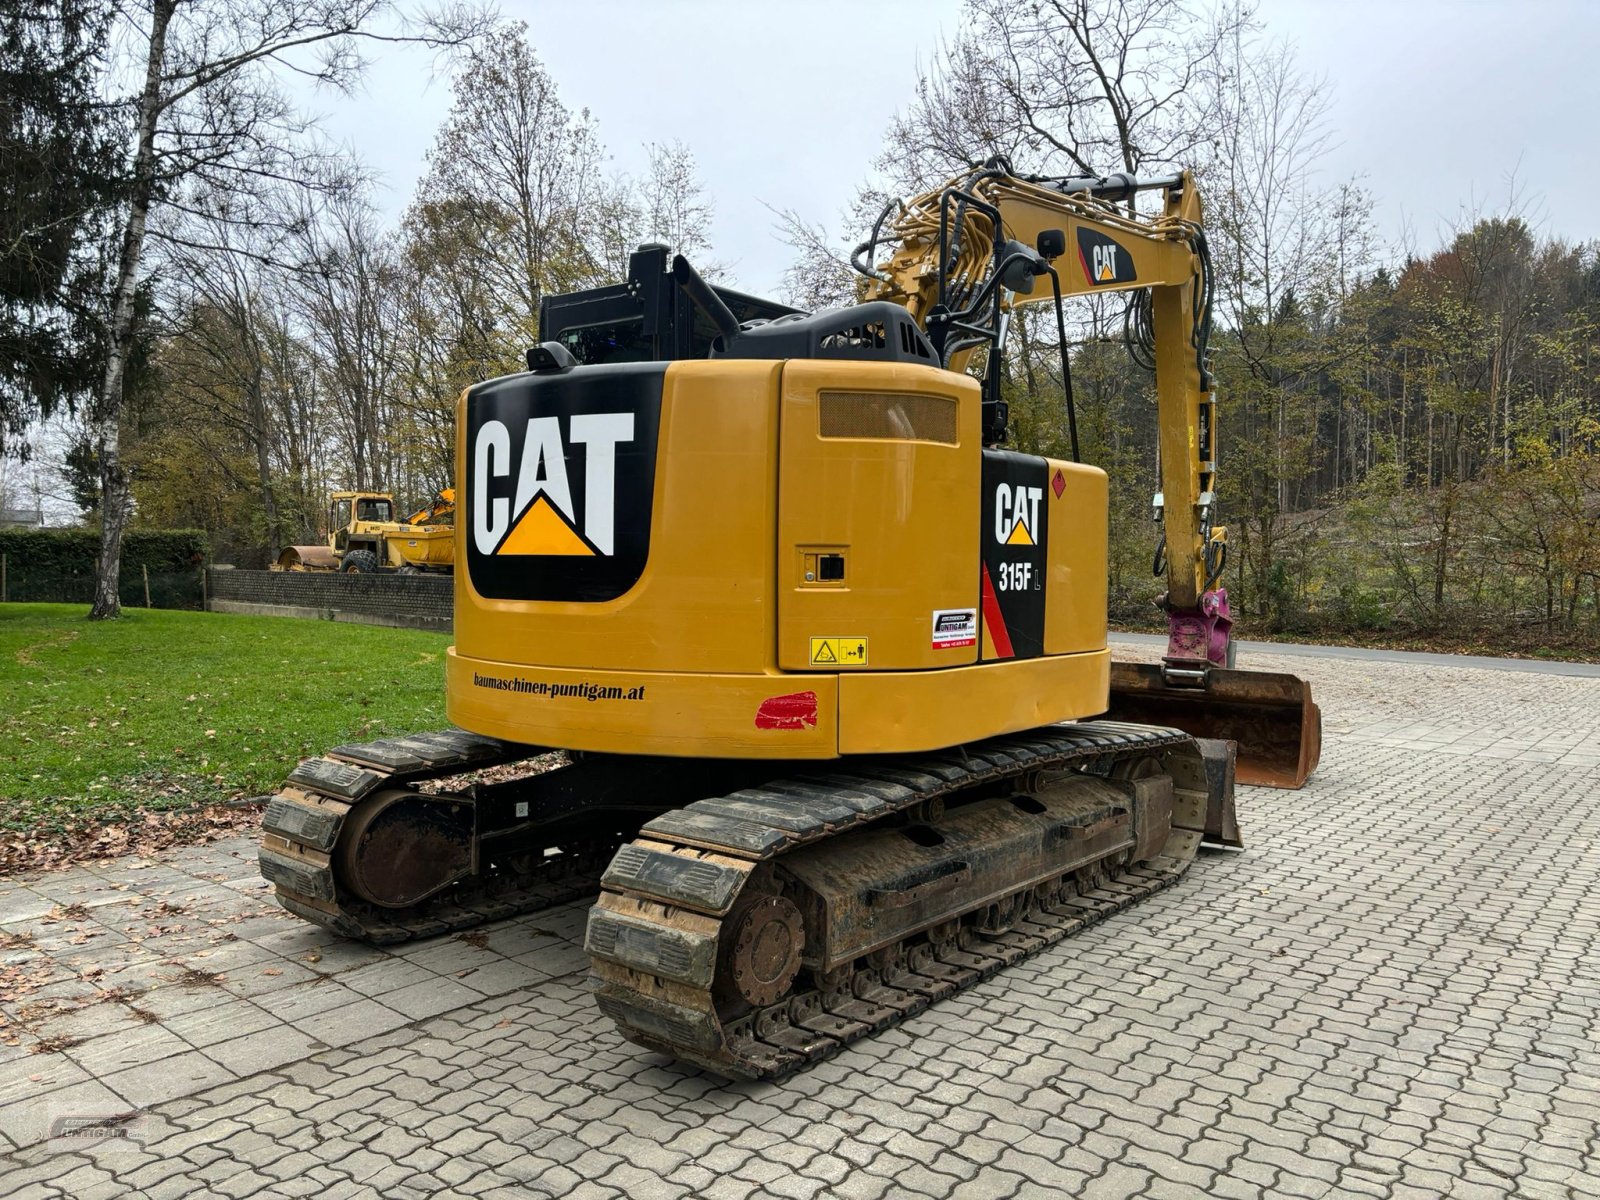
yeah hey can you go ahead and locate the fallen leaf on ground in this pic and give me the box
[1,802,264,877]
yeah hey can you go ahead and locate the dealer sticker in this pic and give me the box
[931,608,978,649]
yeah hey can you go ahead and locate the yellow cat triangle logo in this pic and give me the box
[497,495,595,556]
[1098,262,1115,281]
[1005,516,1035,546]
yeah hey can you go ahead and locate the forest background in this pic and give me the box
[3,0,1598,656]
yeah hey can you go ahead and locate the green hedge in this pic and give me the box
[0,529,208,607]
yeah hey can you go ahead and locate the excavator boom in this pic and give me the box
[860,160,1321,788]
[406,488,456,526]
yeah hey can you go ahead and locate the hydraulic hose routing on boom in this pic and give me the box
[853,157,1319,787]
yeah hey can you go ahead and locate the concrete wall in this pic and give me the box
[206,569,452,632]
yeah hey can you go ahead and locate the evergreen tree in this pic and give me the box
[0,0,124,451]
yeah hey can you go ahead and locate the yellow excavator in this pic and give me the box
[258,160,1320,1077]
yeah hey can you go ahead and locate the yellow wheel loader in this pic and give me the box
[259,164,1321,1077]
[276,489,456,574]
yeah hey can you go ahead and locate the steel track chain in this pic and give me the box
[256,730,620,944]
[703,853,1187,1079]
[259,720,1219,1080]
[588,721,1212,1078]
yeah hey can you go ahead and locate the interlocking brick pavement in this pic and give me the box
[2,641,1598,1198]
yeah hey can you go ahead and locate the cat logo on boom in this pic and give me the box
[1076,227,1137,286]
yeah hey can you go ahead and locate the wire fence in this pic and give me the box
[0,558,205,610]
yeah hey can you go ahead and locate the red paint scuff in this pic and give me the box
[755,690,819,730]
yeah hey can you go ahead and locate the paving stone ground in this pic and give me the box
[1,640,1598,1198]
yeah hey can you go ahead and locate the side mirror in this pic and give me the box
[1036,229,1066,261]
[999,239,1047,295]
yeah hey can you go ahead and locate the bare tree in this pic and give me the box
[877,33,1028,191]
[162,206,296,558]
[967,0,1250,179]
[161,181,360,560]
[1207,31,1340,354]
[766,207,856,311]
[640,140,716,265]
[1198,27,1380,613]
[391,195,501,487]
[87,0,485,619]
[294,193,402,494]
[415,27,609,346]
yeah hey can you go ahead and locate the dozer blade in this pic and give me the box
[1104,662,1322,789]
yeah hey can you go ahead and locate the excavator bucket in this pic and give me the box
[1104,662,1322,789]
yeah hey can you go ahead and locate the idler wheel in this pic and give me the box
[727,895,804,1008]
[336,788,473,908]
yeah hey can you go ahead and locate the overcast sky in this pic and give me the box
[319,0,1600,297]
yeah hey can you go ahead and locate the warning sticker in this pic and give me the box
[931,608,978,649]
[810,637,868,666]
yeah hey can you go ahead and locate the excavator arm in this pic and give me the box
[858,161,1319,787]
[861,166,1224,657]
[406,488,456,527]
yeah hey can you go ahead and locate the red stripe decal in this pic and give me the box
[979,564,1014,658]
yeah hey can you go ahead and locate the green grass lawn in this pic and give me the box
[0,603,450,832]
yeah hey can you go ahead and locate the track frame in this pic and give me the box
[258,721,1237,1078]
